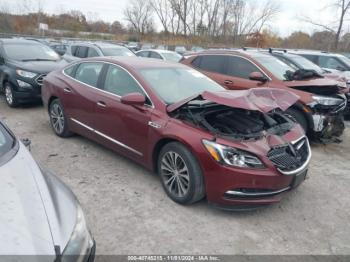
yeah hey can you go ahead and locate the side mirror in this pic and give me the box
[120,92,146,106]
[249,72,268,83]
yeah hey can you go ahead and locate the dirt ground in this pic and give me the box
[1,97,350,256]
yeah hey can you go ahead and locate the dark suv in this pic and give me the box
[0,39,67,107]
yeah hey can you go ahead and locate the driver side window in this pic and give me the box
[103,65,145,97]
[319,56,343,70]
[227,56,261,79]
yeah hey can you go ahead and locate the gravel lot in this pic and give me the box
[1,97,350,256]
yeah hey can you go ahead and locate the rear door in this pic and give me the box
[191,55,231,88]
[92,64,152,160]
[61,62,104,137]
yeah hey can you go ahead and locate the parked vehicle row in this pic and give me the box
[1,36,349,258]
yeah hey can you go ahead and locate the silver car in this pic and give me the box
[0,121,95,261]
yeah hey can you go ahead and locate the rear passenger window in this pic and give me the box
[75,62,103,87]
[150,52,162,59]
[227,56,261,79]
[137,51,149,58]
[104,65,144,97]
[195,55,227,75]
[87,47,99,57]
[319,56,344,70]
[75,46,88,58]
[71,46,78,55]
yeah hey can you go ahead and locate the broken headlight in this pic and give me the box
[202,140,265,169]
[310,95,344,106]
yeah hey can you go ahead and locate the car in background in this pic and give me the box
[292,50,350,75]
[191,46,204,52]
[0,39,67,107]
[50,43,69,56]
[175,46,187,55]
[63,42,135,62]
[182,50,348,142]
[42,57,311,209]
[140,43,155,50]
[127,42,140,52]
[0,120,95,260]
[136,49,182,62]
[267,49,350,84]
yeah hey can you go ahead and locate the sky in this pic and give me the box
[1,0,344,37]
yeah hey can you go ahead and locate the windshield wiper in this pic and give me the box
[22,58,57,62]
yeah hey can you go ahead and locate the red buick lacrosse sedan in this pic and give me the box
[42,57,311,209]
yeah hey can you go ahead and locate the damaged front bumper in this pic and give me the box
[308,95,347,140]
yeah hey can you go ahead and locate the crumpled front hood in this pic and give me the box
[167,88,299,113]
[0,144,55,255]
[284,77,341,88]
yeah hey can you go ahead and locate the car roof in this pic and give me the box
[137,49,178,54]
[70,42,124,48]
[84,56,186,70]
[0,38,43,45]
[187,49,272,60]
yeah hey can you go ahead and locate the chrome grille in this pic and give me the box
[35,74,46,86]
[268,137,310,174]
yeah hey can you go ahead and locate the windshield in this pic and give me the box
[0,124,14,160]
[3,43,60,61]
[160,52,182,62]
[254,55,295,81]
[101,47,135,57]
[139,68,224,104]
[291,55,324,74]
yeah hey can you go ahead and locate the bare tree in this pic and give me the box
[302,0,350,50]
[124,0,154,35]
[151,0,171,33]
[169,0,193,35]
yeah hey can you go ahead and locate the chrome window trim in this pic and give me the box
[193,53,272,81]
[71,118,143,156]
[62,61,155,108]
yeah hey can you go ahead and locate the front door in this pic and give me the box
[92,64,152,161]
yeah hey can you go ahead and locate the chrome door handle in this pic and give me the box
[97,101,107,108]
[63,88,72,93]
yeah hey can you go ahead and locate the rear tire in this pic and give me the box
[158,142,205,205]
[49,99,73,137]
[4,83,19,108]
[285,108,308,133]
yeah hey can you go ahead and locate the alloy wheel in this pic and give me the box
[5,86,13,105]
[50,103,65,134]
[160,151,190,198]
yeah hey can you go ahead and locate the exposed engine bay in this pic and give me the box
[172,101,295,141]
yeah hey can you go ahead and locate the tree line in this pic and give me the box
[1,0,350,51]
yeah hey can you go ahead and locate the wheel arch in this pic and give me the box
[288,102,314,131]
[151,136,202,174]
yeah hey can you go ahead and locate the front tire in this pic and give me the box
[4,83,19,108]
[158,142,205,205]
[49,99,73,137]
